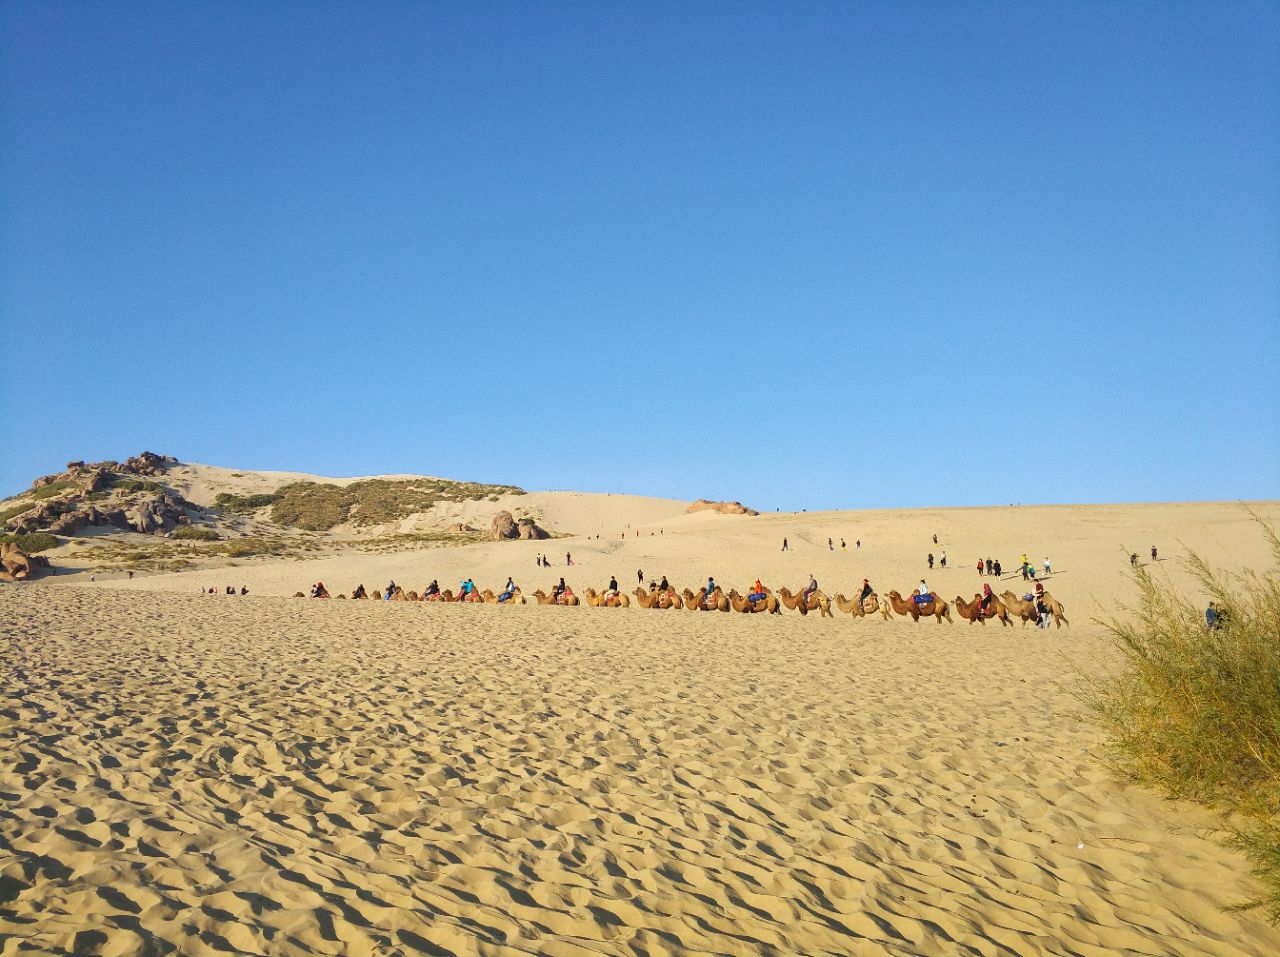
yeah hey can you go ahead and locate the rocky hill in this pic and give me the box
[0,453,534,549]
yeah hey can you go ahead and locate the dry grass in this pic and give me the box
[1083,517,1280,919]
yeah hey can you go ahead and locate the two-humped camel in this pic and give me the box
[953,593,1012,626]
[776,586,834,618]
[681,587,731,612]
[633,587,682,609]
[584,588,629,607]
[728,589,781,614]
[1000,590,1069,628]
[833,592,890,620]
[533,589,579,606]
[886,590,952,623]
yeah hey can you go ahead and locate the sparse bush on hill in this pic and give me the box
[1083,518,1280,920]
[171,525,220,541]
[29,479,77,500]
[265,478,523,531]
[0,532,58,553]
[0,502,33,524]
[215,491,283,512]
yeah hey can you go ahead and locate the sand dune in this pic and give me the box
[4,498,1279,955]
[2,586,1275,955]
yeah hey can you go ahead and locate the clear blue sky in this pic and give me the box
[2,1,1277,509]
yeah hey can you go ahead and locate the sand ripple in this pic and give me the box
[1,587,1274,955]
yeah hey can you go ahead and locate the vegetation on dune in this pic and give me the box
[1083,518,1280,921]
[0,532,58,553]
[29,479,77,500]
[0,501,34,524]
[214,491,283,513]
[171,525,220,541]
[265,478,523,531]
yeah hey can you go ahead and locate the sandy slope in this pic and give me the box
[4,498,1279,955]
[1,587,1275,956]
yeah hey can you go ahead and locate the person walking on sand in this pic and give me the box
[828,537,833,550]
[637,569,643,584]
[1151,545,1158,562]
[856,539,861,550]
[782,537,789,551]
[977,558,984,576]
[566,552,572,566]
[1043,556,1052,576]
[940,550,947,568]
[928,552,934,570]
[840,538,846,551]
[985,557,993,576]
[933,533,938,545]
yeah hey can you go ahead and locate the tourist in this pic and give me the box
[1043,556,1052,575]
[1151,545,1158,562]
[858,578,873,609]
[782,537,788,551]
[939,550,946,568]
[977,558,984,576]
[928,553,934,569]
[637,568,643,584]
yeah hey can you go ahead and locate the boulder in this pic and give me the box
[686,499,759,517]
[517,521,550,540]
[490,511,519,540]
[0,543,51,581]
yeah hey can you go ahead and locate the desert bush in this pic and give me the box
[172,525,220,541]
[0,501,33,524]
[0,532,58,553]
[1083,519,1280,920]
[29,479,76,500]
[267,478,523,530]
[215,491,282,512]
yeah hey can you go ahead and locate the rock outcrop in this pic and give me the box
[490,511,519,540]
[686,499,759,516]
[517,519,550,540]
[0,543,51,581]
[443,523,477,534]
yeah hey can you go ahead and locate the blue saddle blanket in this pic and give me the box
[499,590,513,602]
[748,592,766,602]
[913,592,934,604]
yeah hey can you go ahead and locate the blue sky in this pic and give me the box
[2,1,1277,508]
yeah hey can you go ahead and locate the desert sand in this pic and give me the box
[3,496,1279,955]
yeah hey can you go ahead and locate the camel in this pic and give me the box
[390,586,416,602]
[953,594,1012,626]
[681,587,730,612]
[777,586,834,618]
[584,588,629,608]
[533,589,579,607]
[633,587,682,609]
[833,592,890,620]
[423,589,448,602]
[482,588,525,605]
[886,590,951,623]
[1000,591,1040,627]
[1038,591,1069,628]
[728,588,781,614]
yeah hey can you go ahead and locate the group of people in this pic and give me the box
[205,584,248,595]
[974,557,1006,577]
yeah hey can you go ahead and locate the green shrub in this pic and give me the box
[0,532,58,553]
[1083,518,1280,920]
[266,478,524,530]
[215,491,282,512]
[0,501,33,524]
[172,525,220,541]
[30,479,76,500]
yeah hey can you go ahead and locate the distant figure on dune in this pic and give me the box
[637,569,643,584]
[993,559,1002,577]
[828,538,833,550]
[782,538,789,551]
[841,538,846,551]
[1151,545,1158,561]
[977,558,984,576]
[856,539,861,550]
[928,553,934,569]
[566,552,573,566]
[933,533,938,545]
[1043,556,1052,575]
[940,550,947,568]
[985,558,993,575]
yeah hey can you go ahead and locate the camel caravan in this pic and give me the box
[289,572,1069,629]
[285,576,1068,624]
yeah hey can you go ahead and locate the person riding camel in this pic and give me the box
[352,583,366,599]
[607,575,618,599]
[979,582,994,617]
[750,578,765,601]
[553,577,567,603]
[915,579,931,604]
[706,576,716,597]
[423,579,439,598]
[499,577,516,603]
[859,578,873,608]
[804,574,818,598]
[658,575,669,592]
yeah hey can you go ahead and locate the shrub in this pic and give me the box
[0,532,58,553]
[172,525,220,541]
[215,491,282,512]
[30,479,76,500]
[266,478,524,530]
[0,501,33,524]
[1082,518,1280,920]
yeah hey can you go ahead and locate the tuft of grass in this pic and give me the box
[215,491,282,512]
[0,501,33,524]
[0,532,58,553]
[171,525,220,541]
[1082,517,1280,921]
